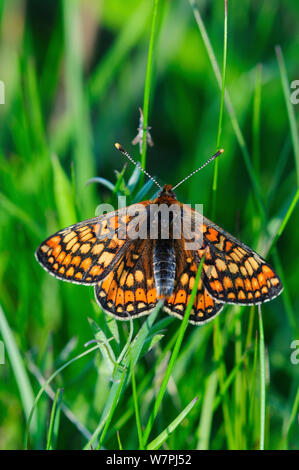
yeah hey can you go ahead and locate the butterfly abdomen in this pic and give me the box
[153,240,176,298]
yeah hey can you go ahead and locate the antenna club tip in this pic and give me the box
[114,142,121,150]
[219,148,224,154]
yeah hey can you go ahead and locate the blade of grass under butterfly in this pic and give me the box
[283,387,299,449]
[213,316,234,449]
[84,375,125,450]
[95,315,164,440]
[84,305,162,450]
[24,345,99,449]
[142,255,206,447]
[147,396,199,450]
[26,354,92,442]
[234,316,245,448]
[0,305,38,436]
[196,370,218,450]
[130,352,144,449]
[124,302,162,370]
[109,321,177,435]
[46,388,64,450]
[258,305,266,450]
[96,367,127,450]
[116,431,123,450]
[248,333,259,438]
[212,345,252,413]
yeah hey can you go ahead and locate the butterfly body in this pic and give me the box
[153,239,176,298]
[36,184,282,325]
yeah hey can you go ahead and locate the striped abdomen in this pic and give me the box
[153,240,176,298]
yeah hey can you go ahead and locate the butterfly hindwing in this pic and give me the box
[164,250,224,324]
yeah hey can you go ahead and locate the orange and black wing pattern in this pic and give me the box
[35,185,283,326]
[95,239,158,320]
[193,213,283,305]
[35,203,150,286]
[164,250,223,324]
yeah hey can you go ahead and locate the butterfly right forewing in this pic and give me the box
[186,206,283,305]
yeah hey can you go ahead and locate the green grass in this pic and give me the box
[0,0,298,450]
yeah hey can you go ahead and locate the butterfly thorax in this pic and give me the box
[154,184,177,204]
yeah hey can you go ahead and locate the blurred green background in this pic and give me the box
[0,0,298,450]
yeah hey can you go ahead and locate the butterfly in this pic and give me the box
[35,144,283,325]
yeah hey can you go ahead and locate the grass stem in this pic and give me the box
[141,0,161,181]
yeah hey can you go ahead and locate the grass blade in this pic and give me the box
[258,305,266,450]
[24,345,99,449]
[189,0,266,220]
[276,45,299,187]
[147,396,199,450]
[252,64,262,181]
[267,188,299,256]
[142,256,205,446]
[140,0,161,178]
[62,0,95,215]
[96,367,127,450]
[211,0,227,219]
[51,153,77,227]
[88,2,152,100]
[196,370,218,450]
[26,354,92,442]
[84,306,162,450]
[46,388,64,450]
[131,353,144,449]
[283,387,299,449]
[0,305,38,436]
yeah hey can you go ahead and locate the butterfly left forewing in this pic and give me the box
[35,202,151,285]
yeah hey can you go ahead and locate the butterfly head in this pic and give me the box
[155,184,177,203]
[160,184,176,198]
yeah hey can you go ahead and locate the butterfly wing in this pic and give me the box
[35,203,150,285]
[95,239,158,320]
[186,206,283,305]
[164,250,223,324]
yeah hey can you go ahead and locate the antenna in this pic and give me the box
[114,143,162,189]
[172,149,224,190]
